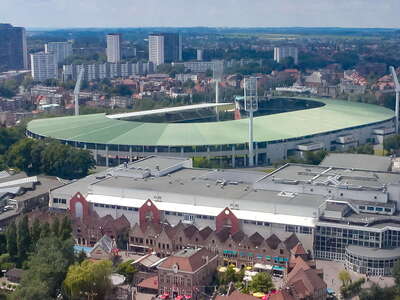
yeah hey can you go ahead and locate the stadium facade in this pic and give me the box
[26,97,395,167]
[49,156,400,276]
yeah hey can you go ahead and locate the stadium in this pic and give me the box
[26,97,395,167]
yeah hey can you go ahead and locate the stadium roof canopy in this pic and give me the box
[27,97,394,146]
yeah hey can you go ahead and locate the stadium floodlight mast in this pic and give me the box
[244,77,258,167]
[390,66,400,134]
[213,61,224,121]
[74,68,85,116]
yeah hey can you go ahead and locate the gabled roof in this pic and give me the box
[199,226,213,240]
[249,232,264,247]
[284,233,300,250]
[90,235,114,255]
[184,224,199,238]
[216,227,231,243]
[231,231,246,243]
[113,215,130,231]
[159,248,216,273]
[266,234,281,250]
[290,268,327,297]
[287,256,311,282]
[269,290,297,300]
[137,275,158,290]
[291,243,307,256]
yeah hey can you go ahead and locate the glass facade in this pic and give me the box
[345,248,400,276]
[315,225,381,260]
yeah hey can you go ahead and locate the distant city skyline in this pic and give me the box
[3,0,400,29]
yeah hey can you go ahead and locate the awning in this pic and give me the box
[254,263,273,270]
[272,266,285,271]
[129,244,150,248]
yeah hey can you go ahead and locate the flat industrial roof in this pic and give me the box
[27,97,394,147]
[320,153,392,172]
[257,164,400,187]
[347,245,400,259]
[88,167,324,220]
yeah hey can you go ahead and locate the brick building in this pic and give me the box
[157,248,218,299]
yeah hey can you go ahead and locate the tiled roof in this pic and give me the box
[159,248,216,273]
[266,234,281,250]
[183,224,199,238]
[269,290,297,300]
[216,227,231,243]
[231,231,245,243]
[199,226,213,239]
[284,233,300,250]
[249,232,264,247]
[291,243,307,256]
[137,275,158,290]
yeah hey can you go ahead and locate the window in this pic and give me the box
[209,216,215,220]
[359,206,365,210]
[165,211,170,215]
[184,214,194,221]
[367,206,374,211]
[376,207,383,212]
[384,208,391,212]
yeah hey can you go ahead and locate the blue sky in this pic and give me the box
[3,0,400,28]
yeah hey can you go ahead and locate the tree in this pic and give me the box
[10,279,50,300]
[393,260,400,290]
[218,265,237,285]
[40,222,51,239]
[51,217,60,237]
[12,236,74,299]
[0,254,15,272]
[338,270,352,287]
[0,233,7,254]
[116,260,137,283]
[30,218,42,246]
[5,139,38,173]
[17,215,31,265]
[248,272,274,294]
[64,260,113,300]
[6,222,17,261]
[360,284,397,300]
[384,135,400,153]
[75,250,87,264]
[341,278,365,299]
[304,150,328,165]
[59,216,73,241]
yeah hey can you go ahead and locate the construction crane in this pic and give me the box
[390,66,400,134]
[74,68,85,116]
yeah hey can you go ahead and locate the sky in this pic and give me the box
[2,0,400,29]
